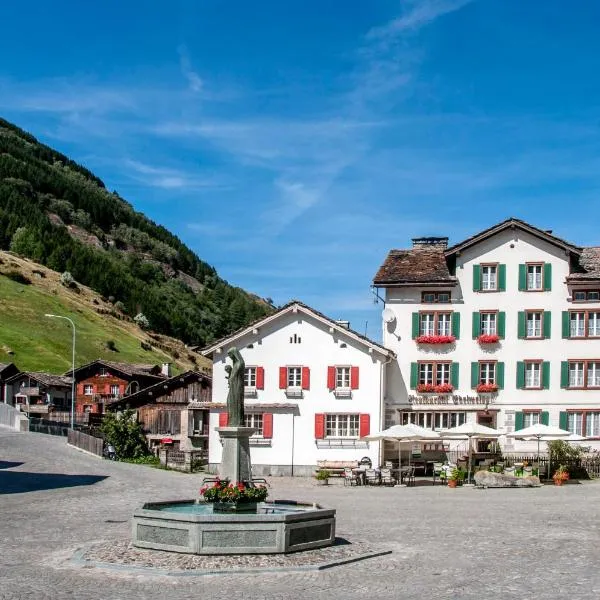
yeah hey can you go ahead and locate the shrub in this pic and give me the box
[113,300,126,313]
[134,312,150,329]
[100,409,150,459]
[141,341,152,351]
[60,271,77,289]
[105,340,118,352]
[4,270,31,285]
[315,469,331,481]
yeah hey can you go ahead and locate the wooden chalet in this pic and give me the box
[107,370,212,452]
[0,363,20,404]
[3,371,73,414]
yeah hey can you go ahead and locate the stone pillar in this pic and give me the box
[216,426,255,483]
[159,447,168,468]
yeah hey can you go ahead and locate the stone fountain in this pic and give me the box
[131,347,336,555]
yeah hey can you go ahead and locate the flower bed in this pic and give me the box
[415,335,456,345]
[416,383,454,394]
[476,383,498,393]
[200,479,269,504]
[477,334,500,345]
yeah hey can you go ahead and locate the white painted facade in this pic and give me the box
[379,223,600,456]
[203,303,394,476]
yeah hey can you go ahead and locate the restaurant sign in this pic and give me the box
[407,394,496,406]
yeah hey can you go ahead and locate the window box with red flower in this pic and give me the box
[416,335,456,345]
[477,334,500,345]
[416,383,454,394]
[476,383,498,393]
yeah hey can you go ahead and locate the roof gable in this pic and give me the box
[6,371,72,387]
[68,359,164,379]
[201,301,394,359]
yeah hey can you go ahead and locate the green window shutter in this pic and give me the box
[410,363,418,389]
[560,361,569,388]
[451,363,459,389]
[451,312,460,339]
[517,311,526,339]
[514,412,524,431]
[543,311,551,339]
[559,411,568,430]
[518,264,527,291]
[472,311,480,338]
[542,361,550,389]
[412,313,420,339]
[516,362,525,389]
[543,262,552,291]
[496,362,505,389]
[471,362,479,388]
[498,312,506,339]
[541,411,549,426]
[472,264,481,292]
[498,264,506,291]
[561,311,570,338]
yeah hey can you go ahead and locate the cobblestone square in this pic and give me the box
[1,429,600,599]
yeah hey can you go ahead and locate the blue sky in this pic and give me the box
[2,0,600,340]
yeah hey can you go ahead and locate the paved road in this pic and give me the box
[1,429,600,599]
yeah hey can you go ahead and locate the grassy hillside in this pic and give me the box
[0,117,273,347]
[0,252,210,373]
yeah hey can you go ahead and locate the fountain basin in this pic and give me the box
[132,500,336,554]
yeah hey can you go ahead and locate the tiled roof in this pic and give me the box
[372,248,456,286]
[445,217,581,256]
[7,372,73,387]
[68,360,164,378]
[568,247,600,280]
[200,301,395,358]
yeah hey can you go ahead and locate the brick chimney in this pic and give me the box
[411,237,449,250]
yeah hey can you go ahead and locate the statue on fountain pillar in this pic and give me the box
[225,347,245,427]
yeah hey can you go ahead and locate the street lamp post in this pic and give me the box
[45,314,76,429]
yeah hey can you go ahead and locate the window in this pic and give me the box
[419,312,452,336]
[83,404,93,413]
[569,311,600,338]
[287,367,302,388]
[480,312,497,336]
[525,363,541,388]
[567,411,600,437]
[336,367,351,389]
[523,412,540,428]
[527,264,543,290]
[573,290,600,302]
[569,362,585,387]
[479,362,496,385]
[110,384,119,396]
[191,411,204,435]
[325,414,359,438]
[83,385,93,396]
[244,367,256,388]
[421,291,451,303]
[98,368,108,377]
[244,413,264,436]
[586,412,600,437]
[481,265,497,291]
[526,312,543,338]
[567,412,583,436]
[400,411,466,430]
[588,362,600,387]
[418,362,450,386]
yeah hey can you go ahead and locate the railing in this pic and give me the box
[68,429,104,456]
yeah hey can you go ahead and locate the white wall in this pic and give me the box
[207,308,390,474]
[382,228,600,453]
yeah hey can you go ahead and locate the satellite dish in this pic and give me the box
[382,308,396,323]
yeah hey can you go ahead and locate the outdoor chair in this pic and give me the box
[384,461,394,469]
[403,466,416,487]
[364,469,380,485]
[379,468,395,486]
[343,467,360,486]
[503,466,515,475]
[432,462,445,485]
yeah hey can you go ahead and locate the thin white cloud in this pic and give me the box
[177,45,203,93]
[124,159,227,190]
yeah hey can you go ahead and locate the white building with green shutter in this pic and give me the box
[373,218,600,455]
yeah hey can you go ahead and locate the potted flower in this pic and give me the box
[200,478,268,512]
[315,468,331,486]
[476,383,499,394]
[416,335,456,345]
[477,334,500,345]
[434,383,454,394]
[416,383,437,394]
[552,465,570,487]
[447,467,465,488]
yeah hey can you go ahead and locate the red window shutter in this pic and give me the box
[263,413,273,438]
[327,366,336,390]
[359,414,370,438]
[302,367,310,390]
[256,367,265,390]
[219,412,229,427]
[351,366,359,390]
[105,384,110,394]
[314,413,325,439]
[279,367,287,389]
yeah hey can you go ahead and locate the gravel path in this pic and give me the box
[2,428,600,599]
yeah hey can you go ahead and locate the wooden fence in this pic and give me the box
[68,429,104,457]
[503,454,600,479]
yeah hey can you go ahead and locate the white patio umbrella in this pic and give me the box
[506,424,585,479]
[440,422,501,485]
[363,424,440,480]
